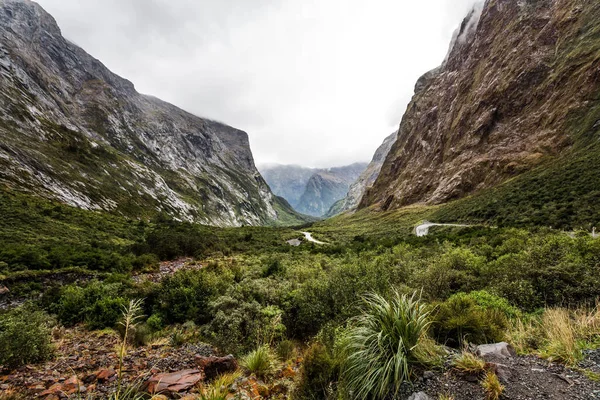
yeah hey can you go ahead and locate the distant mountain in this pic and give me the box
[0,0,307,227]
[261,163,368,217]
[295,163,368,217]
[259,164,318,208]
[325,132,397,218]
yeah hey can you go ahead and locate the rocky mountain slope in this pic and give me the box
[295,163,367,217]
[259,164,318,209]
[0,0,304,227]
[325,131,396,217]
[361,0,600,218]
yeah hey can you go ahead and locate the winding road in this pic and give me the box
[415,222,471,237]
[301,231,326,244]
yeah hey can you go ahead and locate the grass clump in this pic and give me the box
[539,308,582,365]
[452,351,486,375]
[240,345,278,379]
[0,305,55,368]
[340,291,436,400]
[198,371,242,400]
[481,371,504,400]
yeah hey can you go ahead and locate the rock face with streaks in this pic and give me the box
[0,0,303,226]
[361,0,600,211]
[325,131,396,217]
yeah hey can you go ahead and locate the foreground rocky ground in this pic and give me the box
[1,327,599,399]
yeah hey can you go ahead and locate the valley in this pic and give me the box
[1,0,600,399]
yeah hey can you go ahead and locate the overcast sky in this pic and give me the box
[36,0,477,168]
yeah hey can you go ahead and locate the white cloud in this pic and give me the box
[35,0,478,168]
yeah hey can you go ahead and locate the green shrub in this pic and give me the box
[295,343,340,400]
[52,281,127,329]
[240,345,277,379]
[146,314,163,332]
[157,269,229,324]
[340,291,434,400]
[0,306,55,368]
[262,258,286,277]
[432,292,508,347]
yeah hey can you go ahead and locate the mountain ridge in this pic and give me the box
[360,0,600,221]
[0,0,306,227]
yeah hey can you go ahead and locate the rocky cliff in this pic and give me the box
[361,0,600,212]
[295,163,367,217]
[0,0,303,226]
[325,132,396,217]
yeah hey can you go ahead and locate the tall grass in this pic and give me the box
[240,345,277,379]
[340,291,434,400]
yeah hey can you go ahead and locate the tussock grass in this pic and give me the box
[198,371,242,400]
[340,291,436,400]
[240,345,278,379]
[481,371,504,400]
[452,351,486,375]
[540,308,581,365]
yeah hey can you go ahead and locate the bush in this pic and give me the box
[52,281,127,329]
[432,292,508,347]
[157,269,229,325]
[240,345,277,379]
[295,343,340,400]
[0,306,55,368]
[146,314,163,332]
[340,291,434,400]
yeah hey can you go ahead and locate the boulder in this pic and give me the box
[194,354,238,381]
[476,342,516,359]
[145,369,203,395]
[408,392,433,400]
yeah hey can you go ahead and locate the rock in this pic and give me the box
[194,354,238,381]
[490,362,514,383]
[0,285,9,295]
[95,368,117,382]
[476,342,516,359]
[145,369,203,395]
[408,392,433,400]
[423,370,435,380]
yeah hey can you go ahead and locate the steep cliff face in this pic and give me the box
[361,0,600,211]
[0,0,302,226]
[296,163,367,217]
[325,132,396,217]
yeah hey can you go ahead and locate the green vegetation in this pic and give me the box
[240,345,278,378]
[339,292,434,400]
[2,182,600,398]
[0,305,55,368]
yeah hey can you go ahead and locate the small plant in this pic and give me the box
[439,394,455,400]
[115,299,144,398]
[340,291,434,400]
[539,308,581,365]
[295,342,340,400]
[276,339,297,361]
[453,351,486,375]
[198,371,242,400]
[481,371,504,400]
[240,344,277,379]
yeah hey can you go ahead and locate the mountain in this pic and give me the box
[259,164,318,208]
[325,132,397,218]
[0,0,306,227]
[295,163,368,217]
[360,0,600,229]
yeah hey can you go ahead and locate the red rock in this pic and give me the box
[194,354,238,381]
[95,368,117,382]
[145,369,203,395]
